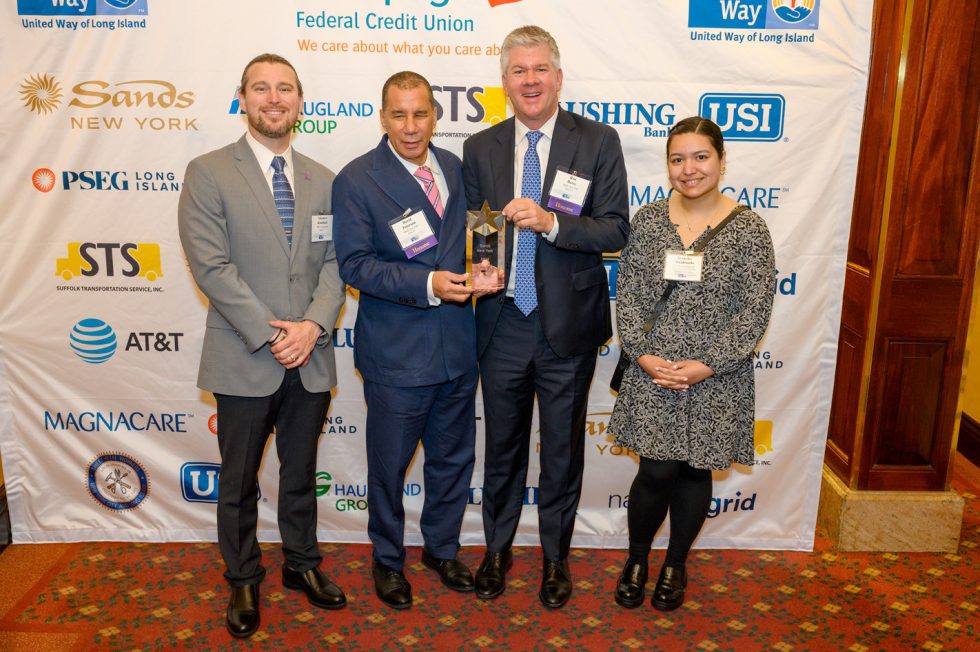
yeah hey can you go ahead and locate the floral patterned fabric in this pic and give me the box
[610,199,775,470]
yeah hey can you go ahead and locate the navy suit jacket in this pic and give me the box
[333,136,476,387]
[462,109,630,359]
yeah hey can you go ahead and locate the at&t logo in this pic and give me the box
[70,318,117,364]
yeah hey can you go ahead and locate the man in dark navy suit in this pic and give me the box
[462,26,630,609]
[333,71,478,610]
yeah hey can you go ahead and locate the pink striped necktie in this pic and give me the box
[414,165,444,218]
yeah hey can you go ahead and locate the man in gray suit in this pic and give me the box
[178,53,347,638]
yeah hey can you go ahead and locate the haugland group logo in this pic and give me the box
[20,74,62,114]
[70,318,118,364]
[86,451,149,511]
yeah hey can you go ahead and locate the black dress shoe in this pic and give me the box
[282,566,347,610]
[372,560,412,609]
[421,548,474,592]
[474,550,513,600]
[615,560,648,609]
[652,565,687,611]
[226,583,259,638]
[538,558,572,609]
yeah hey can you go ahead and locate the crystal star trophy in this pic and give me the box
[466,201,505,292]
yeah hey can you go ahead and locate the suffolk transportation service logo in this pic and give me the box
[689,0,819,30]
[699,93,785,142]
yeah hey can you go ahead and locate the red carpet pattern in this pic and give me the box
[0,463,977,651]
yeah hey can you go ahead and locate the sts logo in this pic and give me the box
[432,85,507,126]
[181,462,220,503]
[699,93,784,142]
[56,242,163,282]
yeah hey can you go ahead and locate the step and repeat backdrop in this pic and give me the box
[0,0,871,550]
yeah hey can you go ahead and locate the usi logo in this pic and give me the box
[698,93,785,142]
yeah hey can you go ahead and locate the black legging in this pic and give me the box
[627,457,713,568]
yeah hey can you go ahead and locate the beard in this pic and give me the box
[248,112,295,140]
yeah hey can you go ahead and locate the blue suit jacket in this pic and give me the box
[333,136,476,387]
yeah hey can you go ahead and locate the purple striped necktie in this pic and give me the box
[414,165,444,218]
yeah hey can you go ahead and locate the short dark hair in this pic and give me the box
[666,116,725,158]
[381,71,435,112]
[239,53,304,97]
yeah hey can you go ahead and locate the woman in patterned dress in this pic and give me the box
[609,116,775,611]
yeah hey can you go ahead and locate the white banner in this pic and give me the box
[0,0,871,550]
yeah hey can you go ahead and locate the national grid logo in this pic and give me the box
[689,0,820,30]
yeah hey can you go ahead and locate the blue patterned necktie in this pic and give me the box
[514,130,543,316]
[271,155,294,247]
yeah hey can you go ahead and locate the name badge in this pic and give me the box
[663,250,704,282]
[546,167,592,216]
[389,208,437,259]
[312,214,333,242]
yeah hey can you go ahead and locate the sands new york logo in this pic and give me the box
[689,0,820,30]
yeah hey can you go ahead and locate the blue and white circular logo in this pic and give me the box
[87,451,149,511]
[104,0,139,8]
[70,318,117,364]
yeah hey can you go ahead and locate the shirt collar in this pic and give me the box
[245,131,293,174]
[387,137,442,178]
[515,109,559,146]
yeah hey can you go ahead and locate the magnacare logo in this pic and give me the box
[699,93,785,142]
[57,242,163,282]
[20,74,62,114]
[86,451,149,511]
[689,0,819,30]
[70,318,117,364]
[32,168,180,193]
[631,183,785,209]
[45,410,188,432]
[181,462,220,503]
[18,0,147,16]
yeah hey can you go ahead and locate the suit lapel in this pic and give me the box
[291,152,313,262]
[543,109,580,207]
[233,137,290,258]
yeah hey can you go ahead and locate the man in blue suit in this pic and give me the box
[333,71,478,610]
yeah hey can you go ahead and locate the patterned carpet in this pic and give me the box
[0,459,977,651]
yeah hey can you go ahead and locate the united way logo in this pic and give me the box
[70,318,118,364]
[86,451,149,511]
[180,463,220,503]
[17,0,148,15]
[698,93,785,141]
[689,0,819,30]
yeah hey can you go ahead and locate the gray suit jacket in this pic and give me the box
[178,135,345,397]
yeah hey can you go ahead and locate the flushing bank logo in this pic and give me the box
[18,0,148,15]
[689,0,819,30]
[561,100,675,137]
[699,93,784,142]
[70,318,118,364]
[181,462,220,503]
[86,451,149,511]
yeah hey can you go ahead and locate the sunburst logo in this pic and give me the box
[20,74,62,115]
[32,168,56,192]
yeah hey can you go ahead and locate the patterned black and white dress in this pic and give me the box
[609,199,775,470]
